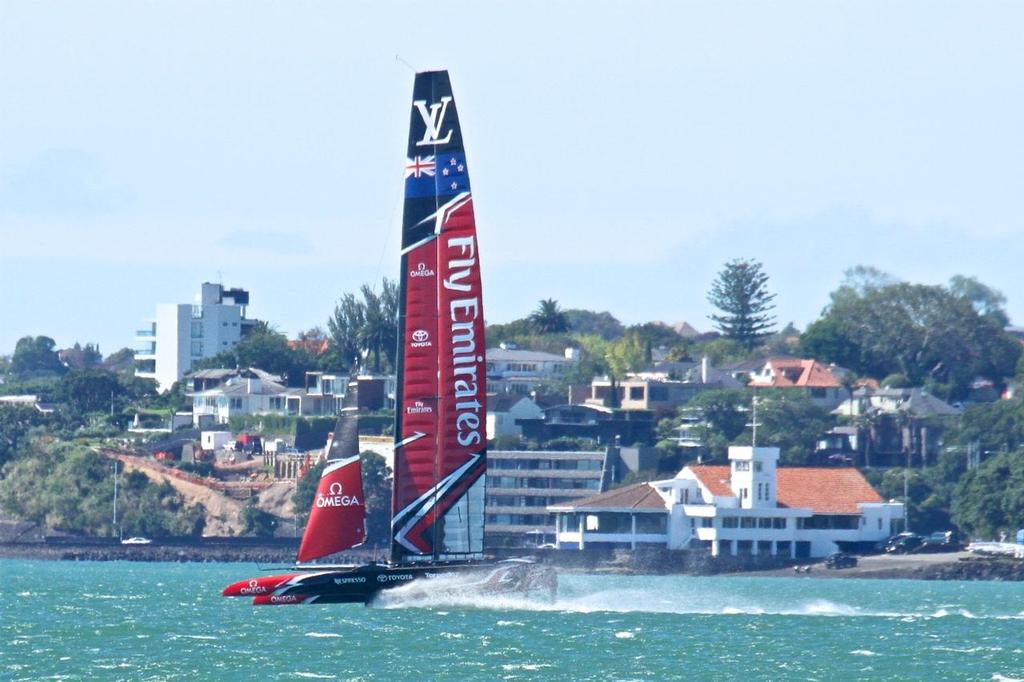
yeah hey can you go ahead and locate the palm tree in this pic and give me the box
[530,299,568,334]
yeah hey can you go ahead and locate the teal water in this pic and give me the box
[5,560,1024,681]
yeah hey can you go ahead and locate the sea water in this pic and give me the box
[5,560,1024,681]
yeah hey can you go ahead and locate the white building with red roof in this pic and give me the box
[551,446,903,559]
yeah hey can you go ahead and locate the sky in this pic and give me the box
[1,1,1023,356]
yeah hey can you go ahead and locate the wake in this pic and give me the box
[373,573,1024,620]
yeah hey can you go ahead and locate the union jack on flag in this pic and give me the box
[404,155,436,179]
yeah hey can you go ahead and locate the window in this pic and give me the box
[735,461,750,472]
[721,517,738,528]
[191,341,203,357]
[878,518,883,530]
[629,386,644,400]
[758,517,773,529]
[757,483,762,500]
[191,321,203,338]
[810,387,827,398]
[754,461,763,472]
[740,517,756,529]
[773,518,786,529]
[701,517,713,528]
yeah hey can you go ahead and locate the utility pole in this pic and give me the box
[112,460,119,540]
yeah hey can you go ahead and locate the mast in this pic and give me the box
[391,70,486,564]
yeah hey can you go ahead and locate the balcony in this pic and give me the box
[135,329,156,338]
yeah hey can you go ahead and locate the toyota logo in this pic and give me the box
[412,330,429,343]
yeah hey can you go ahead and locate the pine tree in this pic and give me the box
[707,259,777,350]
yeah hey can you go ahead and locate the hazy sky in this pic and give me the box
[2,1,1022,356]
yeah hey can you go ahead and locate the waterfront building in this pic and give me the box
[134,283,258,391]
[551,445,903,559]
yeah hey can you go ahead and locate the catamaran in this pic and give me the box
[222,70,555,605]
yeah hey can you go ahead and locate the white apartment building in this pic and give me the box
[134,283,256,390]
[552,446,903,559]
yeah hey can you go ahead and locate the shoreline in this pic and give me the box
[4,541,1024,581]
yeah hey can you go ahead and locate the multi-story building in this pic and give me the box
[135,283,257,390]
[485,449,610,548]
[486,345,579,396]
[484,446,657,548]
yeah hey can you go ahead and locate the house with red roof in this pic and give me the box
[551,446,903,559]
[748,358,846,409]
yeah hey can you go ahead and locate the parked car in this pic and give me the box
[885,532,925,554]
[920,530,958,552]
[121,537,152,545]
[824,552,858,569]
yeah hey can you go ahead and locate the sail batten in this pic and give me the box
[392,70,486,563]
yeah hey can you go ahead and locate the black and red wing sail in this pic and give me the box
[296,377,366,562]
[392,70,486,562]
[297,455,366,562]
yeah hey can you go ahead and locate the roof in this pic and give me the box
[775,468,883,513]
[687,464,883,514]
[486,348,568,363]
[749,358,842,389]
[550,482,666,512]
[189,367,282,382]
[489,394,533,412]
[689,465,733,497]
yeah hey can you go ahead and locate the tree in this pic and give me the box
[10,336,66,377]
[530,299,569,334]
[738,392,833,465]
[951,448,1024,539]
[359,281,398,373]
[563,309,624,340]
[687,389,749,460]
[242,504,278,537]
[0,404,47,468]
[707,259,777,350]
[101,347,137,375]
[326,279,398,372]
[360,451,392,547]
[59,343,103,370]
[59,369,125,416]
[193,329,315,386]
[949,275,1009,327]
[798,274,1021,400]
[0,441,205,537]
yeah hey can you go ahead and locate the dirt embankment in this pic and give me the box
[102,451,297,536]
